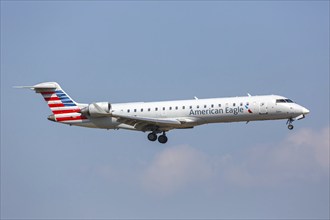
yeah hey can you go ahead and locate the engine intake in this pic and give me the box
[80,102,112,117]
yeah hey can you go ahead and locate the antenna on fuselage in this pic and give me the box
[247,93,252,97]
[194,96,199,100]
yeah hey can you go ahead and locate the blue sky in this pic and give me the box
[1,1,329,219]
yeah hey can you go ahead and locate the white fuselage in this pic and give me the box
[74,95,309,131]
[18,82,310,144]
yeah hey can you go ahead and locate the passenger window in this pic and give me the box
[169,107,172,110]
[182,106,185,110]
[218,104,221,107]
[211,104,214,108]
[141,108,143,112]
[127,109,130,113]
[163,107,165,111]
[197,105,199,109]
[233,103,236,106]
[155,107,158,111]
[175,106,178,110]
[148,108,151,111]
[204,105,207,108]
[190,106,192,109]
[134,109,137,112]
[240,103,243,106]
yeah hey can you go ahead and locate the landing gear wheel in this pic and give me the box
[147,132,157,141]
[158,135,168,144]
[288,124,294,130]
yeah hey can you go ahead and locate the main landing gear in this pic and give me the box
[147,131,168,144]
[287,118,294,130]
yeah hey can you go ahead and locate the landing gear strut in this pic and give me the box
[147,131,168,144]
[287,118,294,130]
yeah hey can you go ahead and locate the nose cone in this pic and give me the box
[302,107,310,115]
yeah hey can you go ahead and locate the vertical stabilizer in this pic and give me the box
[16,82,88,123]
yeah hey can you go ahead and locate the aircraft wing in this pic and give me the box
[111,112,183,131]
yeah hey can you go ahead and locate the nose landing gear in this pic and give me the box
[287,118,294,130]
[288,124,294,130]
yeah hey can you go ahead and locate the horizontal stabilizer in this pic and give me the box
[13,86,36,89]
[14,82,60,92]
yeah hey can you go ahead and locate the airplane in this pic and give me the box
[16,82,310,144]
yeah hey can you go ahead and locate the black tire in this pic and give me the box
[288,124,294,130]
[158,135,168,144]
[148,133,157,141]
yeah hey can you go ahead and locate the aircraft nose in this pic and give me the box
[302,107,310,115]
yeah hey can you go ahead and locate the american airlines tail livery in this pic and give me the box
[16,82,310,144]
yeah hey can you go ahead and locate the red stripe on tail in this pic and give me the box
[56,115,87,122]
[48,103,65,108]
[53,109,81,114]
[44,97,60,101]
[41,91,55,95]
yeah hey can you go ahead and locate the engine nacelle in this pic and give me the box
[80,102,112,117]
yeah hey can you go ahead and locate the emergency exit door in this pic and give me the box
[259,102,268,114]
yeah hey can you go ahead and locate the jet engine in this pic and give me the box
[80,102,112,117]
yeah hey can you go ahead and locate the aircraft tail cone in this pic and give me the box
[48,114,56,122]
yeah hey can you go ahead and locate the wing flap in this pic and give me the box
[112,113,182,129]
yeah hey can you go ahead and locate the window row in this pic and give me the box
[125,102,249,113]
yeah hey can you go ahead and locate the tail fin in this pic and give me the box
[16,82,88,123]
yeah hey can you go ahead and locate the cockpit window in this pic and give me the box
[276,99,294,103]
[285,99,294,103]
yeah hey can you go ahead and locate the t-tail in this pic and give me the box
[15,82,88,123]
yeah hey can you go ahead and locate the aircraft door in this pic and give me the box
[259,102,268,114]
[160,106,167,118]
